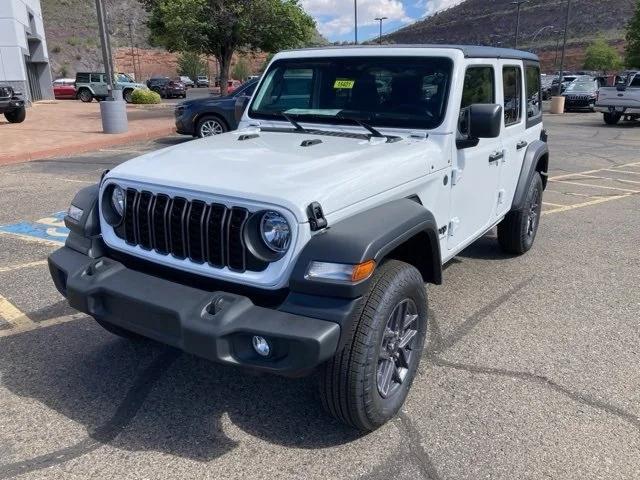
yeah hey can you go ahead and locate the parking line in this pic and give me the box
[543,194,631,216]
[0,259,48,273]
[53,177,94,184]
[0,294,34,329]
[548,180,640,194]
[549,161,640,181]
[571,174,640,185]
[0,313,83,338]
[0,231,63,247]
[542,201,565,207]
[603,168,640,176]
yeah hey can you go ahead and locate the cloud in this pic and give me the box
[300,0,412,37]
[416,0,465,17]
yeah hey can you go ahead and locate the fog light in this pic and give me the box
[252,336,271,357]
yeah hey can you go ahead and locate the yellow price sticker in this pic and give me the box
[334,79,355,89]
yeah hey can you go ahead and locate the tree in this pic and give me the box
[232,57,250,81]
[626,0,640,68]
[583,36,622,74]
[177,51,205,80]
[143,0,315,95]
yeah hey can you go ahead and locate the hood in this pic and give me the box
[106,129,442,223]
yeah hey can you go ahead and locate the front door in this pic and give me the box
[448,62,502,251]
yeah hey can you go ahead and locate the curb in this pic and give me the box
[0,125,176,166]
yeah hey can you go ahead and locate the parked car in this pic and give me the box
[52,78,77,99]
[178,75,194,88]
[196,75,209,88]
[175,78,258,137]
[75,72,146,103]
[596,72,640,124]
[541,75,558,100]
[147,77,186,99]
[50,45,549,431]
[0,85,26,123]
[562,78,599,111]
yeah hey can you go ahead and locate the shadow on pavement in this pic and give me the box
[0,319,361,469]
[457,233,517,261]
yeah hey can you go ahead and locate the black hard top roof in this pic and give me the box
[290,44,539,62]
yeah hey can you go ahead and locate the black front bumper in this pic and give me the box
[48,247,341,376]
[0,98,24,113]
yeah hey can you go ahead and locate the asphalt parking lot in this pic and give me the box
[0,112,639,480]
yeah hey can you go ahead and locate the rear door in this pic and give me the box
[496,61,527,218]
[448,60,502,251]
[92,74,108,97]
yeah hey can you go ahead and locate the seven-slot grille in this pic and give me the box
[0,86,12,99]
[118,188,255,272]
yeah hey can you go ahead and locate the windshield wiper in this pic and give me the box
[280,112,308,133]
[337,114,400,143]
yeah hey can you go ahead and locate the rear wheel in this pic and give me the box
[603,112,622,125]
[319,260,428,431]
[4,106,26,123]
[498,172,543,255]
[197,115,227,137]
[78,89,93,103]
[123,89,133,103]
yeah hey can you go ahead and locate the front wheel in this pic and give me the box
[319,260,428,431]
[123,89,133,103]
[78,89,93,103]
[498,172,543,255]
[603,112,621,125]
[4,106,26,123]
[197,115,227,137]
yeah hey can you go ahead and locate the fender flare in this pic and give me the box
[511,140,549,211]
[63,183,105,258]
[289,198,442,299]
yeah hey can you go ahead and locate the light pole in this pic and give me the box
[557,0,572,95]
[511,0,528,49]
[127,21,137,80]
[354,0,358,45]
[375,16,388,45]
[531,24,555,45]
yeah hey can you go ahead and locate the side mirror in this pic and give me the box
[467,104,503,139]
[234,95,250,123]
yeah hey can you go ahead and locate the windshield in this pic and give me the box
[249,56,453,130]
[117,74,133,83]
[566,82,595,92]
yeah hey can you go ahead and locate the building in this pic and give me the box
[0,0,53,102]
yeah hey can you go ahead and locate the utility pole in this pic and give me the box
[511,0,528,49]
[375,17,387,45]
[354,0,358,44]
[557,0,572,95]
[128,21,137,80]
[95,0,114,97]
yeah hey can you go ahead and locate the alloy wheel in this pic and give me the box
[377,298,419,399]
[527,188,541,237]
[200,119,224,137]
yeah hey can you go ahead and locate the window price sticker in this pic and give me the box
[334,79,355,89]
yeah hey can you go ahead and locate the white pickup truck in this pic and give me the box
[49,45,549,431]
[596,72,640,125]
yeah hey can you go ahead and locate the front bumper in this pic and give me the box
[0,98,24,113]
[48,246,341,376]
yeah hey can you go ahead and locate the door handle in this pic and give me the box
[489,152,504,163]
[517,140,528,150]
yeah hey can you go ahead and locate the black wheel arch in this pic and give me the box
[289,198,443,300]
[511,139,549,211]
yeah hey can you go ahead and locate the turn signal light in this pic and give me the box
[351,260,376,282]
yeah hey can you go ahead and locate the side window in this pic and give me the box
[459,66,495,135]
[76,73,90,83]
[631,75,640,87]
[503,66,523,126]
[525,65,541,119]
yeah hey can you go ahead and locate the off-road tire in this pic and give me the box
[319,260,428,431]
[95,319,145,341]
[78,89,93,103]
[603,112,622,125]
[4,106,26,123]
[498,172,543,254]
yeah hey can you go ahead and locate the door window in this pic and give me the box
[503,66,523,126]
[630,75,640,87]
[459,66,495,135]
[525,65,541,120]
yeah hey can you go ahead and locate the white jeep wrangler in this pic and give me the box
[49,46,548,431]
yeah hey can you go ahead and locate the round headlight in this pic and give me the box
[111,185,125,217]
[260,211,291,253]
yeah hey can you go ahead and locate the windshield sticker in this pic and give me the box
[334,79,355,89]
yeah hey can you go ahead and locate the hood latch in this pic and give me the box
[307,202,328,231]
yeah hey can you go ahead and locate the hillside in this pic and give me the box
[383,0,636,71]
[41,0,327,79]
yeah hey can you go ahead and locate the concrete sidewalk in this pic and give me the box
[0,100,176,165]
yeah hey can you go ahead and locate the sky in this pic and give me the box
[299,0,465,43]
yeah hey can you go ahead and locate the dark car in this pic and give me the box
[146,76,186,99]
[562,77,599,111]
[175,79,258,137]
[0,85,26,123]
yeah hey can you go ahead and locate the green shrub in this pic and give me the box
[131,88,162,104]
[51,45,61,54]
